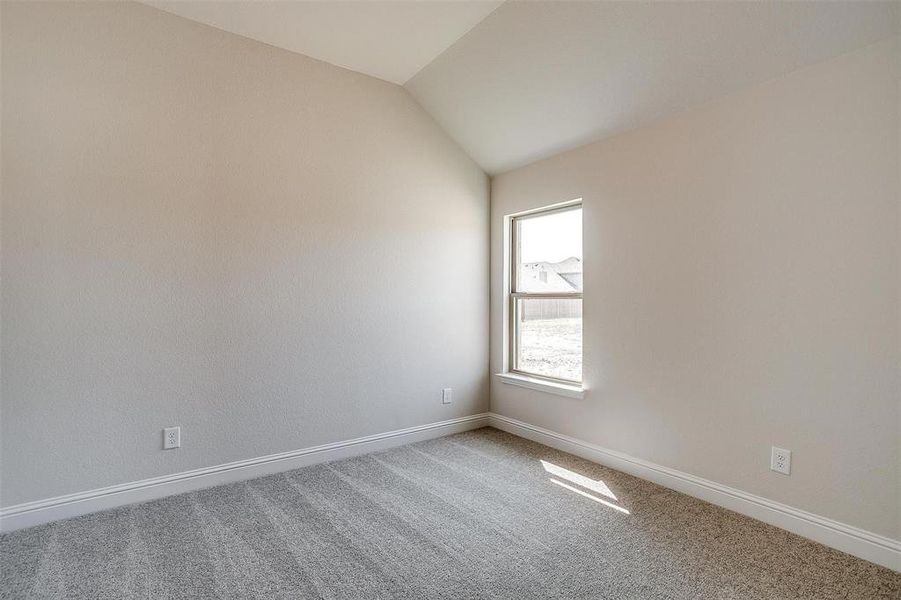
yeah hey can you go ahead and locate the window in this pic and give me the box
[509,203,582,385]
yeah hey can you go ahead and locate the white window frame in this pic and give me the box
[506,201,583,389]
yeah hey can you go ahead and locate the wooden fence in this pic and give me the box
[521,298,582,321]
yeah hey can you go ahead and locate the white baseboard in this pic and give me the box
[488,413,900,572]
[0,413,490,533]
[4,411,897,573]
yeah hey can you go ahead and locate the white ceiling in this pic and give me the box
[408,1,900,174]
[145,1,502,85]
[146,1,898,175]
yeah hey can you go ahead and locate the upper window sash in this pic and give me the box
[511,203,583,294]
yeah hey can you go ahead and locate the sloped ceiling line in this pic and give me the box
[145,1,899,175]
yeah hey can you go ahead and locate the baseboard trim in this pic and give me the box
[487,413,900,572]
[0,413,491,533]
[4,411,897,572]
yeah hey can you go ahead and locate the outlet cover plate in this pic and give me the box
[771,446,791,475]
[164,426,181,450]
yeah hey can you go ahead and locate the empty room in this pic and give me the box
[1,0,899,597]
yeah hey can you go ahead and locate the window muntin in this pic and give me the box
[510,204,582,384]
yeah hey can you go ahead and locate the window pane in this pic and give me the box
[515,297,582,382]
[515,208,582,293]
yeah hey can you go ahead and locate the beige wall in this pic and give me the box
[491,37,900,539]
[0,1,488,507]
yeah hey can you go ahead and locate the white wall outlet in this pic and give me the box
[771,446,791,475]
[442,388,453,404]
[163,426,181,450]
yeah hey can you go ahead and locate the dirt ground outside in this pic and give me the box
[518,317,582,382]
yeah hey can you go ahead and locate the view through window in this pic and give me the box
[511,204,582,383]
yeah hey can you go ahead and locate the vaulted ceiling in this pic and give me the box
[409,1,899,174]
[146,1,900,175]
[146,1,503,85]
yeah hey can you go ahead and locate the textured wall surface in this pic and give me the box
[490,38,900,539]
[1,1,488,506]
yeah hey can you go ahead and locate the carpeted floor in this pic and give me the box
[1,427,899,599]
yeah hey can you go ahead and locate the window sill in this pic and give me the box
[495,372,585,399]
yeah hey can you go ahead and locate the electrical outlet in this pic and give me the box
[442,388,453,404]
[163,426,181,450]
[771,446,790,475]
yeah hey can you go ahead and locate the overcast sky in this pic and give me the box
[519,208,582,263]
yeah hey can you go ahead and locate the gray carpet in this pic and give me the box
[1,428,899,599]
